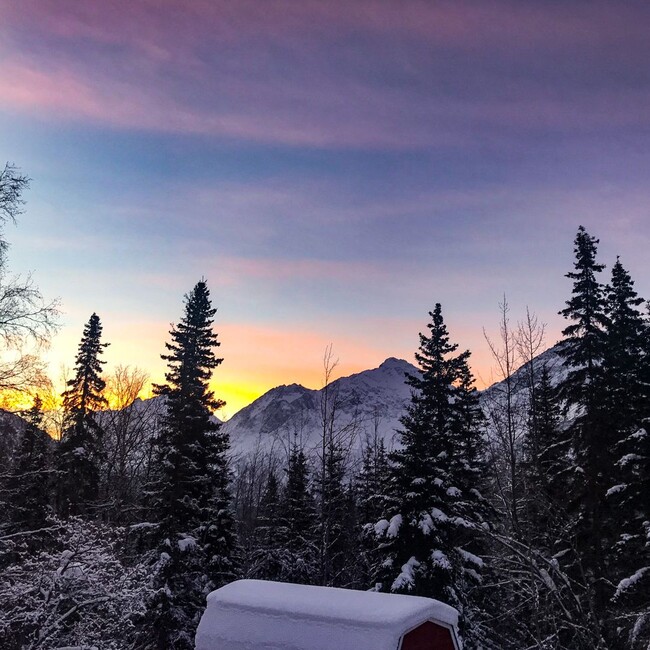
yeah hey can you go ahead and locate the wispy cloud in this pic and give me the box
[3,1,650,147]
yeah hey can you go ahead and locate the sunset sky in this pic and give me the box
[2,1,650,417]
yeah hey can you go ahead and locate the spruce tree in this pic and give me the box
[559,226,608,379]
[277,440,317,584]
[247,472,292,581]
[446,351,492,646]
[557,226,611,623]
[374,304,487,647]
[356,437,391,589]
[357,437,391,529]
[257,472,282,550]
[449,354,490,529]
[143,280,239,650]
[56,313,108,517]
[522,363,570,544]
[603,261,650,648]
[609,417,650,649]
[5,396,51,533]
[603,258,647,437]
[510,363,581,648]
[315,438,350,586]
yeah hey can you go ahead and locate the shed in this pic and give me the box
[195,579,460,650]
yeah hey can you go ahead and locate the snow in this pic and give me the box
[177,535,197,552]
[221,344,570,456]
[372,514,402,538]
[419,513,434,535]
[606,484,626,497]
[458,548,484,568]
[128,521,158,530]
[617,453,642,467]
[391,557,421,592]
[452,516,474,529]
[195,579,459,650]
[629,427,647,440]
[374,518,390,536]
[430,507,448,522]
[539,568,556,591]
[386,513,402,537]
[222,358,416,453]
[615,566,649,598]
[431,550,451,570]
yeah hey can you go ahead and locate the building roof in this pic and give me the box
[195,579,460,650]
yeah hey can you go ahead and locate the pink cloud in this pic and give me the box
[5,1,649,54]
[2,1,650,147]
[3,54,648,149]
[208,255,385,286]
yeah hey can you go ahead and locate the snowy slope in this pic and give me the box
[480,343,566,404]
[223,358,417,454]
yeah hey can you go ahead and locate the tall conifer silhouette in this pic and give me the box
[144,280,239,650]
[57,313,108,517]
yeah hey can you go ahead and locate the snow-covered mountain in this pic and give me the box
[224,345,570,456]
[480,343,566,402]
[223,357,417,455]
[6,346,566,459]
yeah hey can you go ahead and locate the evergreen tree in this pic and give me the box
[357,437,391,526]
[315,437,350,586]
[446,352,493,646]
[143,280,239,650]
[4,396,51,533]
[374,304,487,648]
[603,257,647,438]
[557,226,611,626]
[609,420,650,649]
[336,480,365,588]
[603,260,650,647]
[247,471,292,581]
[521,363,570,545]
[559,226,608,380]
[56,313,108,517]
[257,471,282,549]
[450,355,490,529]
[1,397,53,576]
[277,440,317,584]
[356,437,392,589]
[497,363,580,649]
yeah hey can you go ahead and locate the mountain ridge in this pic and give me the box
[223,345,566,454]
[223,357,418,454]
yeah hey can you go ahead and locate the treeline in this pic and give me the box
[0,166,648,649]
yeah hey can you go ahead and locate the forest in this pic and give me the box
[0,163,648,650]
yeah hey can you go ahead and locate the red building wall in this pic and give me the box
[400,620,457,650]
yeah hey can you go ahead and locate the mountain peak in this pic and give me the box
[379,357,412,370]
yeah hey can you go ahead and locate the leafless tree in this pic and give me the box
[483,296,527,536]
[314,345,359,585]
[516,308,547,419]
[98,366,161,524]
[231,441,281,547]
[481,525,608,649]
[0,163,59,396]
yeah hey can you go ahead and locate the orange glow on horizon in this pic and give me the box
[30,311,507,426]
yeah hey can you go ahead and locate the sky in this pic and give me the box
[1,0,650,417]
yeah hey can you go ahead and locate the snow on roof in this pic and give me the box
[195,579,459,650]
